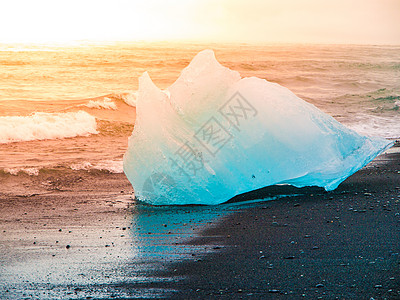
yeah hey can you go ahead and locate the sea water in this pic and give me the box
[1,42,399,180]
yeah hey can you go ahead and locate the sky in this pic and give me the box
[0,0,399,44]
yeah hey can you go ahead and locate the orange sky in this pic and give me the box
[1,0,399,44]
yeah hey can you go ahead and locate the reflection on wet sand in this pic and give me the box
[0,190,246,299]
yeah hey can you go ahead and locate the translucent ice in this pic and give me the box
[123,50,393,205]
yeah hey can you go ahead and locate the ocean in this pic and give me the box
[1,42,400,299]
[1,42,399,180]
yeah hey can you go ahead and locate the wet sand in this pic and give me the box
[158,149,400,299]
[1,147,399,299]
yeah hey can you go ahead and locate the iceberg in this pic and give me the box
[123,50,393,205]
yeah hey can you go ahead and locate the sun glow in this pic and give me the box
[0,0,399,44]
[0,0,199,43]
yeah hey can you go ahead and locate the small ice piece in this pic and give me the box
[123,50,393,205]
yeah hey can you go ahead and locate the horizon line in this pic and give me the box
[1,39,400,47]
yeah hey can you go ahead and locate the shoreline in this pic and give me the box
[0,148,399,299]
[156,149,400,299]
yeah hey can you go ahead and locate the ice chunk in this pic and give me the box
[123,50,393,205]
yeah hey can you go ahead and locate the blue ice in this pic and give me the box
[123,50,393,205]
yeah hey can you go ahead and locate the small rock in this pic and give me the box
[66,245,70,249]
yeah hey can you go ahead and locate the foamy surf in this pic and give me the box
[3,167,40,176]
[70,160,124,173]
[112,90,169,107]
[117,91,138,107]
[2,160,123,177]
[346,114,400,139]
[0,111,98,144]
[84,98,117,110]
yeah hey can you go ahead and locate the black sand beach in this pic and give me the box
[1,146,399,299]
[158,149,400,299]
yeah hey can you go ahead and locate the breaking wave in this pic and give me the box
[70,160,123,173]
[2,160,123,177]
[111,90,169,107]
[3,167,40,176]
[346,114,400,139]
[84,97,117,110]
[117,91,137,107]
[0,111,98,144]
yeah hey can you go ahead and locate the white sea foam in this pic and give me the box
[4,167,40,176]
[0,111,98,144]
[119,90,169,107]
[345,115,400,139]
[85,97,117,110]
[120,91,137,107]
[70,160,123,173]
[93,160,124,173]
